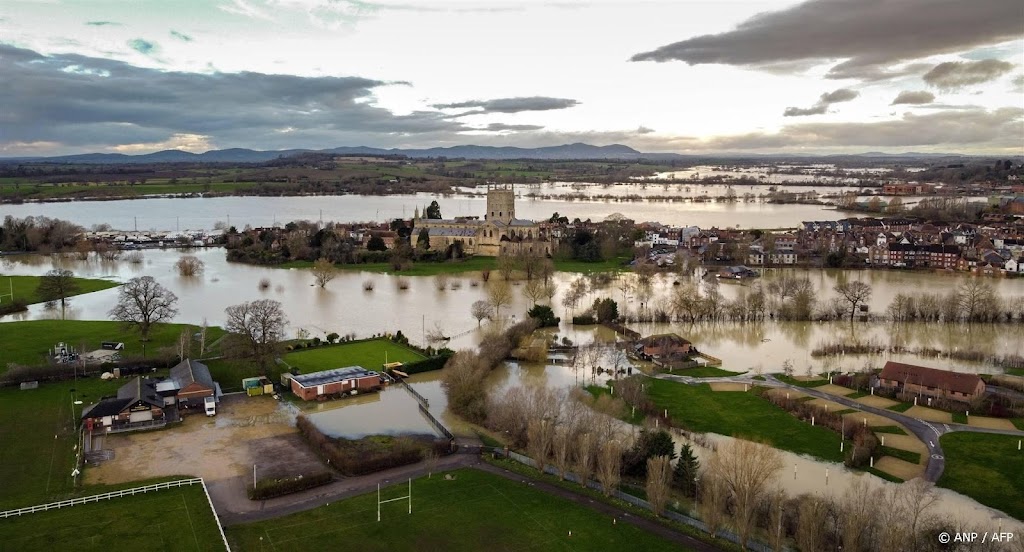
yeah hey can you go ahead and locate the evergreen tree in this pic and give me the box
[623,429,676,477]
[672,443,700,498]
[416,228,431,250]
[425,200,442,219]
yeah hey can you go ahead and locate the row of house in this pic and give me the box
[877,361,986,403]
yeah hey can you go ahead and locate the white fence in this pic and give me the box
[0,478,232,551]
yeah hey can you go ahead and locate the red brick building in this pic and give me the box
[289,366,383,400]
[877,361,985,402]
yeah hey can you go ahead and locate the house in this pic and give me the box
[637,333,692,359]
[289,366,384,400]
[81,377,166,432]
[168,359,217,410]
[717,265,759,279]
[876,361,985,402]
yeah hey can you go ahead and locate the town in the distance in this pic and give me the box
[1,0,1022,550]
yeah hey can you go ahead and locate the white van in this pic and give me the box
[204,396,216,417]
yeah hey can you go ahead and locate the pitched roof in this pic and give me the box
[879,361,983,395]
[83,376,162,418]
[170,359,215,391]
[639,333,691,346]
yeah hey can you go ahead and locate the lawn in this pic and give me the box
[0,274,119,306]
[673,366,745,378]
[0,320,225,369]
[225,468,685,552]
[646,379,846,462]
[0,483,226,551]
[774,375,830,388]
[276,256,630,275]
[938,433,1024,520]
[0,377,122,508]
[282,339,426,373]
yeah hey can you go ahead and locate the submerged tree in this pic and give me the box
[36,268,79,320]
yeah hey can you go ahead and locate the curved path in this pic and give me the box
[653,372,1024,482]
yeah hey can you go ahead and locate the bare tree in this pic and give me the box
[574,429,596,488]
[175,255,205,277]
[708,438,783,548]
[523,278,546,305]
[795,494,833,552]
[93,241,121,261]
[311,257,336,288]
[561,277,589,316]
[956,279,995,322]
[487,279,513,320]
[177,329,191,360]
[766,489,787,552]
[224,299,288,371]
[834,280,872,321]
[840,478,879,552]
[900,478,941,551]
[199,318,209,356]
[551,426,575,481]
[471,300,491,326]
[423,448,439,478]
[645,455,673,516]
[697,472,728,538]
[73,240,92,260]
[434,273,450,291]
[596,440,623,496]
[526,418,555,474]
[36,268,79,320]
[497,252,518,280]
[109,276,178,340]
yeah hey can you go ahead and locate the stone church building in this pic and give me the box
[415,185,556,257]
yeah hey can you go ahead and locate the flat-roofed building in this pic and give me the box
[289,366,383,400]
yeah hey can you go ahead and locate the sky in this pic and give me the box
[1,0,1022,156]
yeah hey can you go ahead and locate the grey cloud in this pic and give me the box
[0,44,469,153]
[86,21,121,26]
[483,123,545,132]
[891,91,936,105]
[923,59,1014,90]
[784,88,858,117]
[170,30,193,42]
[1013,75,1024,92]
[784,105,827,117]
[630,0,1023,80]
[636,126,655,134]
[127,39,158,55]
[433,96,579,114]
[702,108,1024,150]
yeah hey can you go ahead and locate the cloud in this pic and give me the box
[630,0,1023,80]
[636,126,655,134]
[112,133,214,153]
[891,90,935,105]
[482,123,545,132]
[127,38,158,55]
[784,88,858,117]
[0,44,470,154]
[1013,75,1024,92]
[693,108,1024,150]
[170,30,193,42]
[923,59,1015,90]
[86,21,121,26]
[220,0,273,20]
[433,96,580,114]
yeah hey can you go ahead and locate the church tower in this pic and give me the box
[485,184,515,224]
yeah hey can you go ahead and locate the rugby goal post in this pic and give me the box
[0,277,12,304]
[377,478,412,522]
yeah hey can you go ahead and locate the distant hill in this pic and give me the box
[0,143,990,164]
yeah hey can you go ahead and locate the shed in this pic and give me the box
[289,366,382,400]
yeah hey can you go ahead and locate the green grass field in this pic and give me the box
[0,377,123,508]
[0,320,225,369]
[646,379,845,462]
[672,366,745,378]
[0,483,226,551]
[938,433,1024,520]
[283,339,426,373]
[0,274,119,306]
[225,468,684,552]
[277,255,629,276]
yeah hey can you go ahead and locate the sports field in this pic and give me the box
[283,339,426,372]
[225,468,684,551]
[0,483,226,552]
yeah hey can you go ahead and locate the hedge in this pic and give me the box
[397,352,454,375]
[247,472,333,500]
[296,415,448,476]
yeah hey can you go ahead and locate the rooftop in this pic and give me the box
[291,366,377,388]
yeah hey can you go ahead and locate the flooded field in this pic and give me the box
[2,193,846,230]
[3,248,1022,374]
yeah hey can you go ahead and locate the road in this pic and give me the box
[654,372,1024,483]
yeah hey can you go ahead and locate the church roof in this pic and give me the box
[428,227,477,237]
[509,219,537,227]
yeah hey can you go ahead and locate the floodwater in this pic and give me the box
[678,432,1024,532]
[1,193,846,230]
[2,248,1022,374]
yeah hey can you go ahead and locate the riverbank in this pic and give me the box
[0,274,120,314]
[274,255,629,275]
